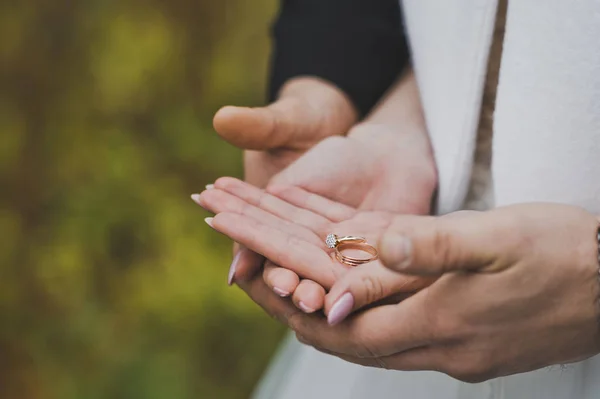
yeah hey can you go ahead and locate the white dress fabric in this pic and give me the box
[253,0,600,397]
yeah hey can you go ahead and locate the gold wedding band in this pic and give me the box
[325,233,378,267]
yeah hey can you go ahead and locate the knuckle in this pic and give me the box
[451,369,492,384]
[295,332,309,346]
[431,224,456,273]
[359,275,386,305]
[447,349,494,383]
[486,210,525,253]
[286,309,306,332]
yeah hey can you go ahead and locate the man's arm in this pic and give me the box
[269,0,410,117]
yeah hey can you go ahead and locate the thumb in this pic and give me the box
[213,78,356,151]
[379,213,502,275]
[324,263,436,326]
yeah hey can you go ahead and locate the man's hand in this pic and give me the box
[288,204,600,382]
[213,77,358,187]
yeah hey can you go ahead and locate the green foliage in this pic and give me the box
[0,0,285,398]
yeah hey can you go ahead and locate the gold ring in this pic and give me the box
[325,233,379,266]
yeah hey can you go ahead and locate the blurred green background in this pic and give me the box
[0,0,286,398]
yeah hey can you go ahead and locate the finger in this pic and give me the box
[236,271,437,371]
[303,339,441,372]
[210,213,344,288]
[213,79,356,151]
[323,263,437,325]
[287,290,435,358]
[213,102,303,151]
[230,244,265,284]
[263,261,300,298]
[214,177,332,236]
[195,187,322,246]
[267,185,356,223]
[236,272,303,326]
[196,187,320,285]
[292,280,326,313]
[378,214,501,275]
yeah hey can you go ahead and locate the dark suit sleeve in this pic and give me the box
[268,0,409,117]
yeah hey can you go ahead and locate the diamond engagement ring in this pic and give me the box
[325,234,366,248]
[325,233,379,266]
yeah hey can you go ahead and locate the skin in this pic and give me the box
[212,75,358,294]
[202,184,600,382]
[214,76,358,188]
[196,179,436,312]
[208,70,437,311]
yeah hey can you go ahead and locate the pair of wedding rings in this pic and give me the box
[325,233,378,267]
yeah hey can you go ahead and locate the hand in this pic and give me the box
[197,178,435,314]
[206,71,437,312]
[213,77,358,188]
[264,203,600,382]
[212,77,357,287]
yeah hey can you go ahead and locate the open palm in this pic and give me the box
[269,123,435,215]
[198,178,434,312]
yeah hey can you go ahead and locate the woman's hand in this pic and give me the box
[195,177,434,313]
[287,204,600,381]
[213,77,358,188]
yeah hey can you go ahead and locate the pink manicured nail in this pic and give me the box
[298,301,315,313]
[327,292,354,325]
[228,251,241,286]
[273,287,290,297]
[205,184,214,190]
[204,217,214,228]
[191,193,202,206]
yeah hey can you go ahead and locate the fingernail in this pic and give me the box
[205,217,214,228]
[298,301,316,314]
[273,287,290,297]
[228,251,241,286]
[380,233,412,269]
[191,193,202,205]
[327,292,354,326]
[205,184,214,190]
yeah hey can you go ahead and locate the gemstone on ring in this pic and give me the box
[325,233,337,249]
